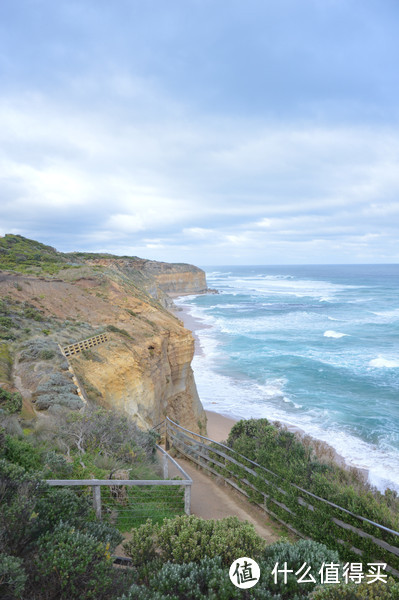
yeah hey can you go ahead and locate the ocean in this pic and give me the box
[175,264,399,493]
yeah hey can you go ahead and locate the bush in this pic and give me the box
[260,539,341,599]
[34,372,83,411]
[62,407,157,462]
[42,450,73,478]
[84,520,123,552]
[19,339,58,361]
[122,556,243,600]
[124,515,266,567]
[3,435,42,471]
[225,419,399,568]
[123,519,158,566]
[121,555,288,600]
[0,467,46,555]
[39,349,55,360]
[106,324,133,339]
[23,307,44,321]
[35,392,83,410]
[34,523,116,600]
[35,486,93,533]
[0,316,14,329]
[310,578,399,599]
[0,388,22,415]
[0,554,26,600]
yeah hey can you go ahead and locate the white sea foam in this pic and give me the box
[206,273,355,301]
[180,273,399,493]
[193,350,399,492]
[369,356,399,368]
[323,330,348,338]
[371,308,399,322]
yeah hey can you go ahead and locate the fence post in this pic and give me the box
[92,485,102,520]
[162,453,169,479]
[184,483,191,515]
[165,419,170,451]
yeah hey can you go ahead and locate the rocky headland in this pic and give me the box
[0,234,207,433]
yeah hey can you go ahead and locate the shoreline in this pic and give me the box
[174,298,369,483]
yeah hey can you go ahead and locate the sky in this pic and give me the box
[1,0,399,265]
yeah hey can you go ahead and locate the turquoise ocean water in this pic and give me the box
[175,265,399,493]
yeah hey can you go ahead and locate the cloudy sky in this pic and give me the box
[1,0,399,265]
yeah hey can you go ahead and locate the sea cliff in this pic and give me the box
[0,235,207,433]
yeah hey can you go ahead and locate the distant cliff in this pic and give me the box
[138,260,207,295]
[83,257,207,305]
[0,235,207,433]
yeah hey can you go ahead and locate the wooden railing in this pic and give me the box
[46,444,192,519]
[165,417,399,578]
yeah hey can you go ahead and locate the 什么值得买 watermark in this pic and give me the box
[229,558,388,590]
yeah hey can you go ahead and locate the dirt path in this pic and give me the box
[167,454,283,543]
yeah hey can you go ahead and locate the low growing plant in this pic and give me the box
[0,553,27,600]
[34,523,117,600]
[260,539,342,599]
[124,515,266,567]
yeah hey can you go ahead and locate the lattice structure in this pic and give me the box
[62,333,109,357]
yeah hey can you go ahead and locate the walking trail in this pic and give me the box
[167,455,282,543]
[164,410,285,543]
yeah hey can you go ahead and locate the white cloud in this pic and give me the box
[1,84,399,263]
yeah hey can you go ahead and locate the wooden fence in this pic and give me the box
[46,444,192,520]
[165,417,399,578]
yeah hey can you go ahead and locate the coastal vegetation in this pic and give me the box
[223,419,399,570]
[0,405,186,598]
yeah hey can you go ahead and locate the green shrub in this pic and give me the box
[106,324,133,339]
[35,486,93,533]
[84,520,123,552]
[34,523,116,599]
[124,515,266,567]
[121,555,287,600]
[39,349,55,360]
[23,307,44,321]
[0,466,46,556]
[34,372,83,411]
[0,388,22,415]
[0,553,26,599]
[19,339,58,361]
[260,539,341,599]
[123,556,243,600]
[225,419,399,569]
[0,343,12,381]
[35,392,83,410]
[0,316,13,329]
[42,450,73,478]
[4,435,42,471]
[123,519,158,566]
[63,407,157,462]
[310,578,399,599]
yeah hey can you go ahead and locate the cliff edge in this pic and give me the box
[0,235,207,433]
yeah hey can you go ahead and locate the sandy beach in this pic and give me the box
[205,410,237,443]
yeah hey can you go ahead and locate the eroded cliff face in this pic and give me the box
[138,260,207,295]
[70,325,204,431]
[87,257,207,298]
[0,246,207,434]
